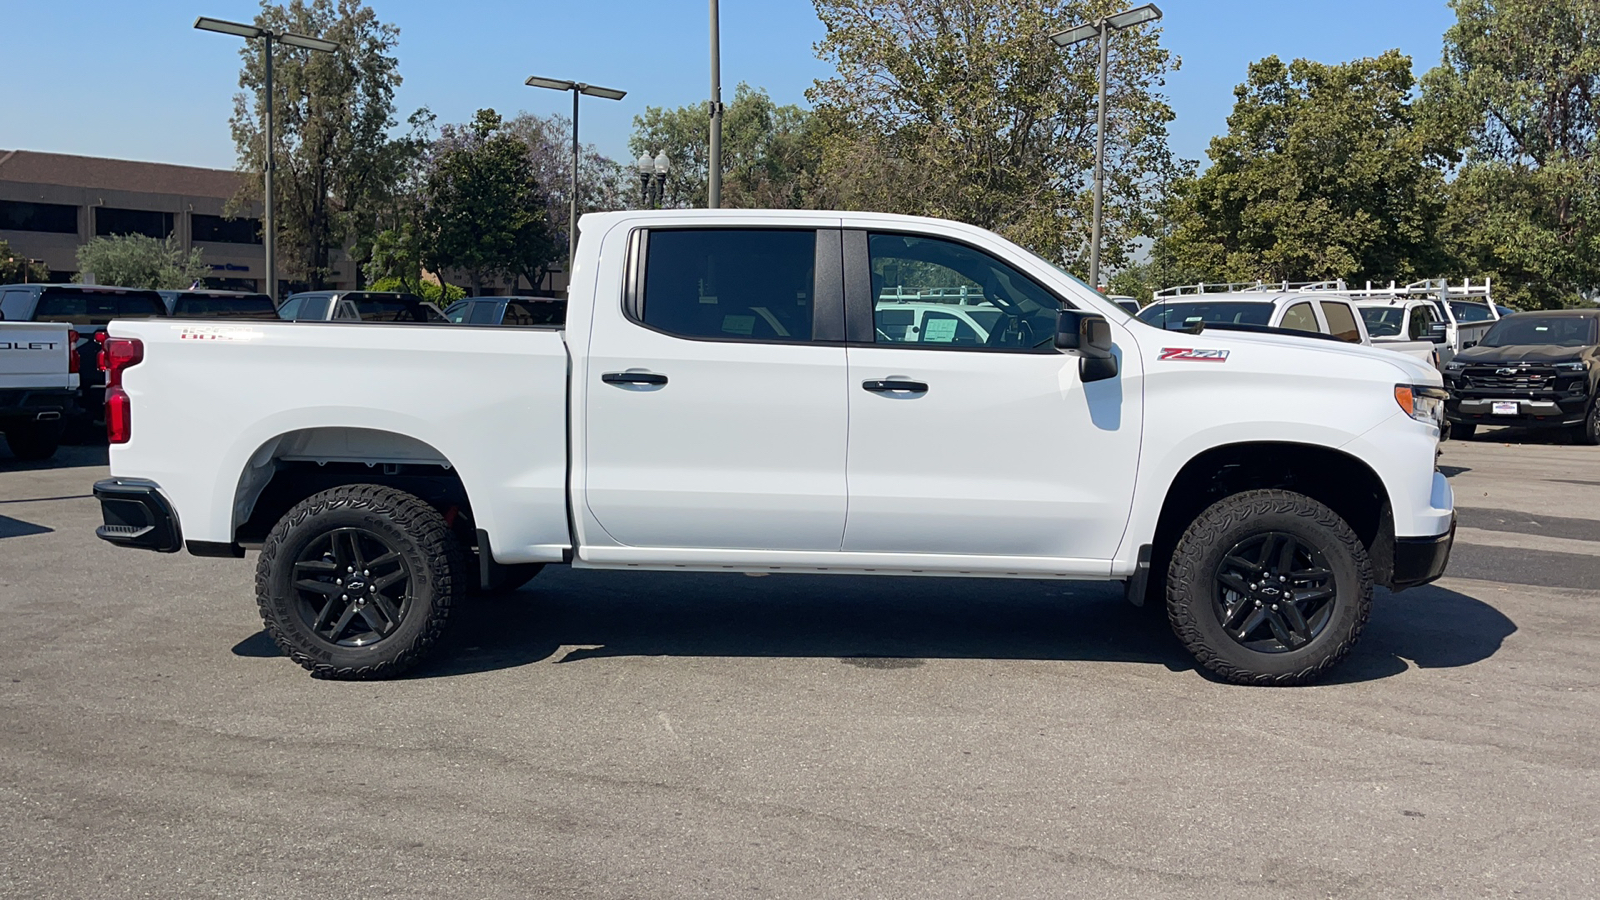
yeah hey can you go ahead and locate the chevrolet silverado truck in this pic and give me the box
[0,319,77,460]
[1441,309,1599,443]
[91,210,1456,685]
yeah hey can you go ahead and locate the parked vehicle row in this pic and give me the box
[94,209,1453,689]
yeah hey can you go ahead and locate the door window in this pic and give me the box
[0,290,29,321]
[1319,301,1362,342]
[468,301,500,325]
[639,229,815,342]
[1409,305,1439,341]
[1280,302,1320,333]
[868,233,1058,350]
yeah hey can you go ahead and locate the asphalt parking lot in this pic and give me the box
[1,432,1596,899]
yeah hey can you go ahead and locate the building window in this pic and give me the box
[0,200,78,234]
[95,207,173,239]
[191,213,261,244]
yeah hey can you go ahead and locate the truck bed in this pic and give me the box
[106,319,572,563]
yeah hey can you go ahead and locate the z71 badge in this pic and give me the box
[1158,348,1230,362]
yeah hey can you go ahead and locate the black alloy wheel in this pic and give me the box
[292,527,413,647]
[1213,532,1336,653]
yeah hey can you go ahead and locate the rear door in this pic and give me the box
[582,225,850,550]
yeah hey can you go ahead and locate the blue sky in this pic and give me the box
[6,1,1457,171]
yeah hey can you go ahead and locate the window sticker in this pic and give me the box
[922,318,958,342]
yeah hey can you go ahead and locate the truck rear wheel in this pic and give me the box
[4,422,62,461]
[1166,490,1373,686]
[255,484,464,679]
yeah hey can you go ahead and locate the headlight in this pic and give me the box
[1553,361,1586,372]
[1443,360,1467,372]
[1395,384,1447,428]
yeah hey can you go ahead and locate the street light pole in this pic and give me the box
[195,16,339,300]
[525,76,628,278]
[1047,3,1162,291]
[708,0,723,209]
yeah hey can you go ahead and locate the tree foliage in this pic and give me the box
[1157,51,1450,286]
[630,83,825,209]
[505,112,633,254]
[229,0,408,289]
[808,0,1185,272]
[0,242,48,284]
[419,109,560,292]
[74,235,208,290]
[1423,0,1600,307]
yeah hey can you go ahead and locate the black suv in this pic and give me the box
[0,284,167,424]
[1441,309,1600,443]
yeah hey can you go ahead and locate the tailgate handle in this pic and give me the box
[602,371,668,386]
[862,379,929,395]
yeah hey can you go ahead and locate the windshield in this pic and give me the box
[1137,301,1274,330]
[1359,307,1405,337]
[1480,315,1597,348]
[351,298,446,323]
[35,289,165,325]
[1010,245,1129,316]
[173,294,277,318]
[1450,301,1496,323]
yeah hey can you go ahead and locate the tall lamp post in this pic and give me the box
[635,151,671,209]
[708,0,723,208]
[524,76,627,275]
[1047,3,1162,291]
[195,16,339,300]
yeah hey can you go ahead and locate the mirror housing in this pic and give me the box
[1055,309,1118,383]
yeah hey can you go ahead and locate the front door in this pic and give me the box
[583,226,850,550]
[842,230,1142,562]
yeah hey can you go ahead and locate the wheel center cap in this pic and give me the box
[347,579,366,593]
[1258,585,1281,598]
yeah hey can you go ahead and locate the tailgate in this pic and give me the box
[0,323,74,390]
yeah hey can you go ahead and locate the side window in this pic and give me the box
[332,299,359,321]
[1319,301,1362,343]
[1280,302,1319,333]
[1409,305,1437,341]
[868,233,1058,350]
[639,229,815,342]
[442,302,467,323]
[0,289,29,321]
[276,297,303,320]
[468,301,500,325]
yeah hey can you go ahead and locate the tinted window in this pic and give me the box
[869,233,1057,350]
[1320,301,1362,342]
[1481,315,1597,348]
[641,229,815,341]
[1138,301,1273,330]
[1409,305,1440,341]
[443,302,469,323]
[1,289,31,321]
[349,296,446,323]
[1450,302,1495,323]
[34,289,165,325]
[95,207,173,238]
[191,214,261,244]
[1280,302,1319,333]
[0,200,77,233]
[503,300,565,326]
[172,293,277,318]
[276,297,304,320]
[1360,307,1404,338]
[467,301,500,325]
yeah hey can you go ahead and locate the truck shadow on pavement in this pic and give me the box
[0,444,109,471]
[264,567,1513,684]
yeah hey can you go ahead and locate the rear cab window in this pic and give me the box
[33,288,166,325]
[172,293,277,319]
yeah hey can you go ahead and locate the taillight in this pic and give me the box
[102,337,143,444]
[67,329,79,374]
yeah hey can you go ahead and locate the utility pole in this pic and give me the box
[263,33,275,300]
[708,0,723,208]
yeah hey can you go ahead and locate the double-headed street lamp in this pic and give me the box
[525,77,627,275]
[635,151,671,209]
[1048,3,1162,290]
[195,16,340,300]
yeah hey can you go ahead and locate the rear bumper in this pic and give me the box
[93,478,182,553]
[0,388,75,424]
[1390,517,1455,591]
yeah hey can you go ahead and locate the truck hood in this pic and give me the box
[1452,343,1594,365]
[1130,321,1441,385]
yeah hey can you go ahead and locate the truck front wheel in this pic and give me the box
[1166,490,1373,686]
[255,484,465,679]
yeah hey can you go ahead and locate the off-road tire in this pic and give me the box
[256,484,464,679]
[1167,489,1373,686]
[4,422,62,461]
[1448,423,1477,441]
[1574,401,1600,446]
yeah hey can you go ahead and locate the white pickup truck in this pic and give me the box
[0,320,77,460]
[93,210,1456,686]
[1137,291,1439,366]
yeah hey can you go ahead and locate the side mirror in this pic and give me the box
[1055,309,1118,383]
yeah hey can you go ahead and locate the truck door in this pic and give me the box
[582,226,850,550]
[840,230,1142,561]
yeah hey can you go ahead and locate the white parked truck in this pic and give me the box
[0,319,78,460]
[93,210,1456,685]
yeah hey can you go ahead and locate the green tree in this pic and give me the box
[505,112,633,255]
[1423,0,1600,308]
[0,242,48,284]
[420,109,561,293]
[808,0,1186,272]
[629,83,825,209]
[1157,51,1450,286]
[73,235,208,289]
[228,0,409,288]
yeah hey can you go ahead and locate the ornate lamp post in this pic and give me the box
[634,151,671,209]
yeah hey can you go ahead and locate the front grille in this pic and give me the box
[1461,365,1556,392]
